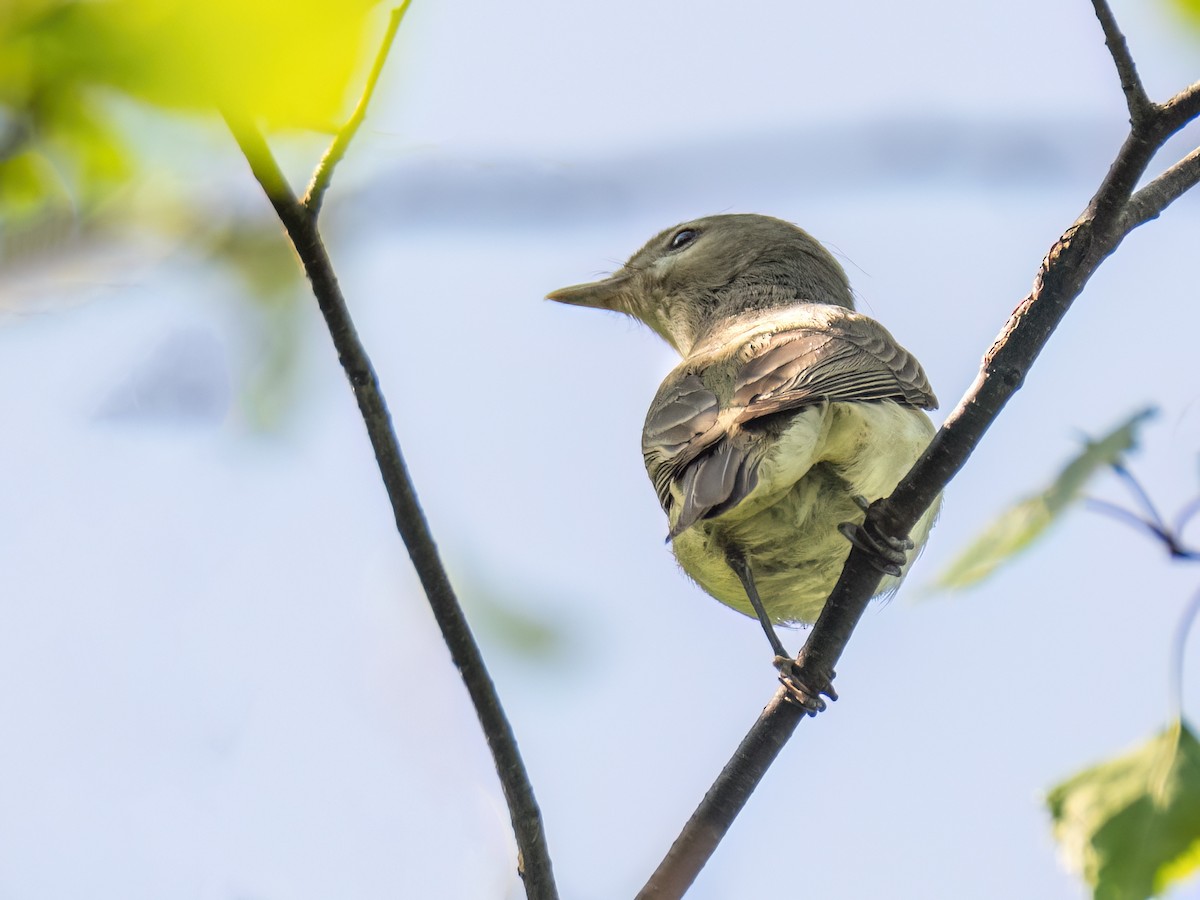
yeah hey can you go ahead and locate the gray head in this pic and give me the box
[547,214,854,355]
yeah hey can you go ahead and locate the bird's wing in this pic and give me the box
[731,313,937,419]
[643,310,936,537]
[641,373,724,515]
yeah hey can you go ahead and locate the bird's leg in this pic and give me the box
[723,545,789,659]
[723,545,834,715]
[837,495,913,577]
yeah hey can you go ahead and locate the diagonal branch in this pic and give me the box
[302,1,412,216]
[1091,0,1153,125]
[637,3,1200,896]
[1160,78,1200,128]
[1111,461,1169,531]
[1119,144,1200,231]
[222,13,557,892]
[226,113,558,900]
[1085,497,1172,545]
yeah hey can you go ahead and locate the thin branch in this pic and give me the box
[302,1,412,216]
[637,559,885,900]
[1170,587,1200,720]
[1111,462,1168,531]
[1084,75,1200,230]
[224,111,558,900]
[639,3,1200,894]
[1160,79,1200,130]
[1175,495,1200,538]
[1084,497,1172,545]
[1082,484,1200,716]
[1091,0,1153,124]
[636,693,804,900]
[1119,145,1200,231]
[1087,463,1200,559]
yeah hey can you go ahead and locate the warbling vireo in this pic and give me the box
[547,214,939,693]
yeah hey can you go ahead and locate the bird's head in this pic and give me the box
[546,213,854,355]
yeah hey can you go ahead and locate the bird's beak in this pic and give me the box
[545,274,632,312]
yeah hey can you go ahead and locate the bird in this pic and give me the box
[547,214,939,702]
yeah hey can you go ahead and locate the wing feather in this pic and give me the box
[641,374,722,511]
[642,307,936,536]
[668,439,761,538]
[733,317,936,420]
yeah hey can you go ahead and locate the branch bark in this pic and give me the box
[1120,145,1200,231]
[637,3,1200,896]
[224,10,558,897]
[303,1,411,215]
[1091,0,1152,125]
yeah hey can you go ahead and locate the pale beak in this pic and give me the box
[545,274,632,311]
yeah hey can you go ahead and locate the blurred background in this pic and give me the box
[3,0,1200,897]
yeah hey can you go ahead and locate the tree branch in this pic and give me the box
[222,24,558,895]
[1160,79,1200,129]
[1091,0,1153,125]
[302,1,412,216]
[1119,145,1200,231]
[638,4,1200,896]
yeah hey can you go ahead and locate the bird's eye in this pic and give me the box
[668,228,698,251]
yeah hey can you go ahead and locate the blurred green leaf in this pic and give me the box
[453,568,578,665]
[1171,0,1200,30]
[209,217,304,300]
[934,407,1155,590]
[1047,719,1200,900]
[464,584,569,663]
[206,217,307,431]
[0,149,65,215]
[239,297,305,433]
[88,0,383,127]
[6,0,382,126]
[0,0,385,221]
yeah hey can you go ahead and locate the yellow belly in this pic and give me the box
[668,401,939,624]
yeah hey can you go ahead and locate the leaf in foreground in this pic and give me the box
[933,407,1155,590]
[1047,720,1200,900]
[1171,0,1200,31]
[1,0,383,221]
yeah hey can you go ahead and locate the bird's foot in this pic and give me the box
[773,656,837,715]
[838,496,912,577]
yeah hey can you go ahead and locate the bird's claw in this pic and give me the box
[839,497,912,577]
[773,656,837,715]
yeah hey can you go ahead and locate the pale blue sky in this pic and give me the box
[3,1,1200,898]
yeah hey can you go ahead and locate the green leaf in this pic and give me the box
[933,407,1156,590]
[1169,0,1200,31]
[465,585,567,662]
[454,569,576,665]
[0,0,388,220]
[13,0,384,128]
[1047,719,1200,900]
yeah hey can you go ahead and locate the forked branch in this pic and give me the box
[225,7,557,898]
